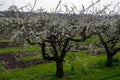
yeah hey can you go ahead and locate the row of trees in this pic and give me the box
[0,0,120,78]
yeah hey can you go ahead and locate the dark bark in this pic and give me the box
[98,34,114,67]
[60,39,70,58]
[98,34,109,54]
[106,54,113,67]
[41,42,56,61]
[56,61,64,78]
[41,42,46,59]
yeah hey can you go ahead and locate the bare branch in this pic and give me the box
[55,0,62,12]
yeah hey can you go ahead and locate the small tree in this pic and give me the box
[92,17,120,66]
[9,10,94,78]
[10,12,73,78]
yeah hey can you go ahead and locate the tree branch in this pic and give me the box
[98,33,110,54]
[60,39,70,58]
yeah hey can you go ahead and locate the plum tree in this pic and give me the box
[91,16,120,66]
[10,12,92,78]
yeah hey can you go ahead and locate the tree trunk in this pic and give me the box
[106,54,113,67]
[56,61,64,78]
[41,42,46,59]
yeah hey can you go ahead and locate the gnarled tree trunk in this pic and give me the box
[56,61,64,78]
[106,54,113,67]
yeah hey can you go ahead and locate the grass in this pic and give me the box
[0,45,40,54]
[0,51,120,80]
[0,39,11,42]
[72,35,100,46]
[0,37,120,80]
[0,63,56,80]
[19,54,42,61]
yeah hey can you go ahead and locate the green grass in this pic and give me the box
[0,37,120,80]
[0,39,11,42]
[0,63,56,80]
[72,35,100,46]
[19,54,42,61]
[0,45,40,54]
[0,51,120,80]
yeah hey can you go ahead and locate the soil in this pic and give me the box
[0,44,104,69]
[0,42,22,48]
[15,52,40,58]
[0,53,50,69]
[88,50,106,56]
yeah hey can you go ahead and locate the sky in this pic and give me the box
[0,0,120,12]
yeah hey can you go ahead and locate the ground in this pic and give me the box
[0,38,120,80]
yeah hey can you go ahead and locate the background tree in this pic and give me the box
[91,16,120,66]
[7,5,18,17]
[8,5,18,12]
